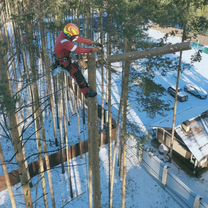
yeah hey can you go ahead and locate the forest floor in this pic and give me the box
[152,24,208,45]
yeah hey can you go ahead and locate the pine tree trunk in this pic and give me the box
[74,88,83,158]
[39,19,59,146]
[86,10,93,208]
[108,41,191,63]
[58,75,66,174]
[1,8,33,202]
[110,67,124,208]
[169,27,186,159]
[30,82,49,208]
[4,0,34,189]
[41,124,56,208]
[63,76,73,199]
[107,32,113,207]
[99,10,106,146]
[3,16,33,189]
[121,39,131,208]
[50,75,59,146]
[87,54,102,208]
[0,144,17,208]
[0,60,33,208]
[27,27,49,206]
[39,19,60,207]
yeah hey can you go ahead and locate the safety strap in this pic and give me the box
[71,45,77,52]
[60,39,69,44]
[55,56,70,62]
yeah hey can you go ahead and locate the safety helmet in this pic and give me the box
[63,23,80,38]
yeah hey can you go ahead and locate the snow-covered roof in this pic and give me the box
[175,112,208,161]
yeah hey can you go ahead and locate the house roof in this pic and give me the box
[175,112,208,162]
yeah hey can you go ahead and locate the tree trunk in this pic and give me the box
[108,41,191,63]
[0,58,33,208]
[107,31,113,207]
[58,75,66,174]
[100,12,106,146]
[41,124,56,208]
[63,76,73,199]
[121,39,131,208]
[0,144,17,208]
[87,54,102,208]
[27,24,49,207]
[30,80,49,208]
[2,12,33,189]
[110,66,124,208]
[169,27,186,159]
[39,20,59,147]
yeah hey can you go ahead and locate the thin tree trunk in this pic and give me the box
[0,144,17,208]
[50,75,59,146]
[110,123,121,208]
[27,25,49,207]
[0,17,33,205]
[30,83,49,208]
[107,33,113,207]
[39,19,59,146]
[41,124,56,208]
[99,10,106,146]
[2,1,34,190]
[0,60,33,208]
[169,27,186,159]
[75,87,83,158]
[121,39,131,208]
[39,19,59,207]
[3,17,33,189]
[58,75,66,174]
[110,65,125,208]
[63,76,73,199]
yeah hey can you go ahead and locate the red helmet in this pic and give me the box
[63,23,80,38]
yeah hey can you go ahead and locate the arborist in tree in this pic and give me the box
[54,23,102,98]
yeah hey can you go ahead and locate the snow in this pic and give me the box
[0,142,182,208]
[1,27,208,208]
[0,109,87,174]
[175,118,208,162]
[127,28,208,130]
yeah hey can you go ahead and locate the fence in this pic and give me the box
[142,151,208,208]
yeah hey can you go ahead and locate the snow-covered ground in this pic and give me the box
[1,28,208,207]
[134,29,207,130]
[97,29,208,133]
[0,141,183,208]
[0,110,88,174]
